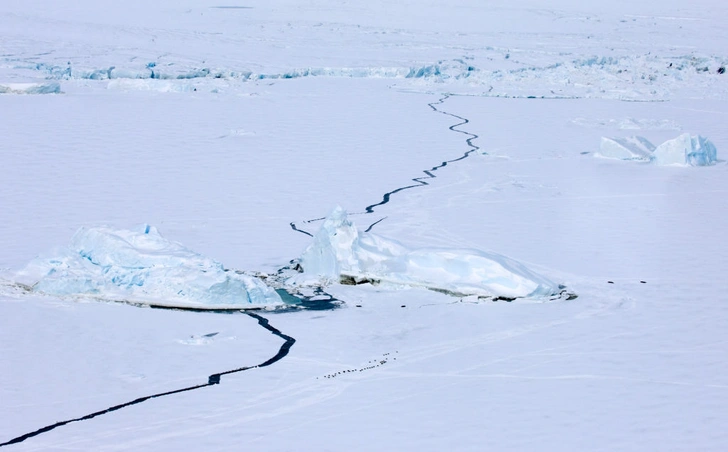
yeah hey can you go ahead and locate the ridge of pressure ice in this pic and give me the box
[15,208,564,307]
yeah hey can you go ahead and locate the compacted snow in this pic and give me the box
[1,1,727,451]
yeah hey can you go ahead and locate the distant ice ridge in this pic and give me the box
[106,79,198,93]
[10,53,726,100]
[597,133,718,166]
[16,225,282,308]
[14,59,472,82]
[291,207,560,300]
[0,82,60,94]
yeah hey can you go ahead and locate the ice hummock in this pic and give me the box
[596,134,718,166]
[597,136,655,161]
[292,207,561,300]
[652,133,717,166]
[16,225,282,308]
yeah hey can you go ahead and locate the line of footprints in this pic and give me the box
[320,352,398,379]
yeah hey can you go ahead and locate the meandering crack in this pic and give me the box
[363,94,481,217]
[289,94,480,236]
[0,312,295,448]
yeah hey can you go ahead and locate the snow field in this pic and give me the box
[1,0,728,450]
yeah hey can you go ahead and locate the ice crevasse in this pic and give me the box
[16,225,282,308]
[292,207,561,300]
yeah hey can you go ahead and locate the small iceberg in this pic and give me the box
[16,225,282,308]
[596,134,718,166]
[653,133,717,166]
[291,207,562,300]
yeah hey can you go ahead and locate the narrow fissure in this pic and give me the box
[0,312,295,448]
[289,94,480,236]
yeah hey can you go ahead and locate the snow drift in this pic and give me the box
[16,225,282,308]
[597,133,717,166]
[292,207,561,300]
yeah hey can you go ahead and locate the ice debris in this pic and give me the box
[597,133,717,166]
[291,207,561,300]
[16,225,282,308]
[0,82,61,94]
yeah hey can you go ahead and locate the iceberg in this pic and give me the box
[596,136,655,161]
[293,207,561,300]
[16,225,282,308]
[652,133,717,166]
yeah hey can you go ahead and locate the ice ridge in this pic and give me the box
[292,207,561,300]
[16,225,282,308]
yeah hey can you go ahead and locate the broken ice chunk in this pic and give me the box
[16,225,282,308]
[652,133,717,166]
[596,136,655,161]
[292,207,562,300]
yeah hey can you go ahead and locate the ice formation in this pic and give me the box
[652,133,717,166]
[0,82,61,94]
[293,207,560,300]
[16,225,282,308]
[597,136,655,161]
[596,134,718,166]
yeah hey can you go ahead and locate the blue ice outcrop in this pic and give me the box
[597,136,655,161]
[16,225,282,308]
[596,134,718,166]
[652,133,717,166]
[292,207,561,300]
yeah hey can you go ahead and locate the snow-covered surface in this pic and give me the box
[16,225,282,308]
[1,0,727,450]
[296,207,560,299]
[653,133,718,166]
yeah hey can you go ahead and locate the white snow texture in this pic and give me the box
[295,207,560,299]
[16,225,282,307]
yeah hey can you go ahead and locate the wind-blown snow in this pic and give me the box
[294,207,560,300]
[653,133,718,166]
[16,225,282,308]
